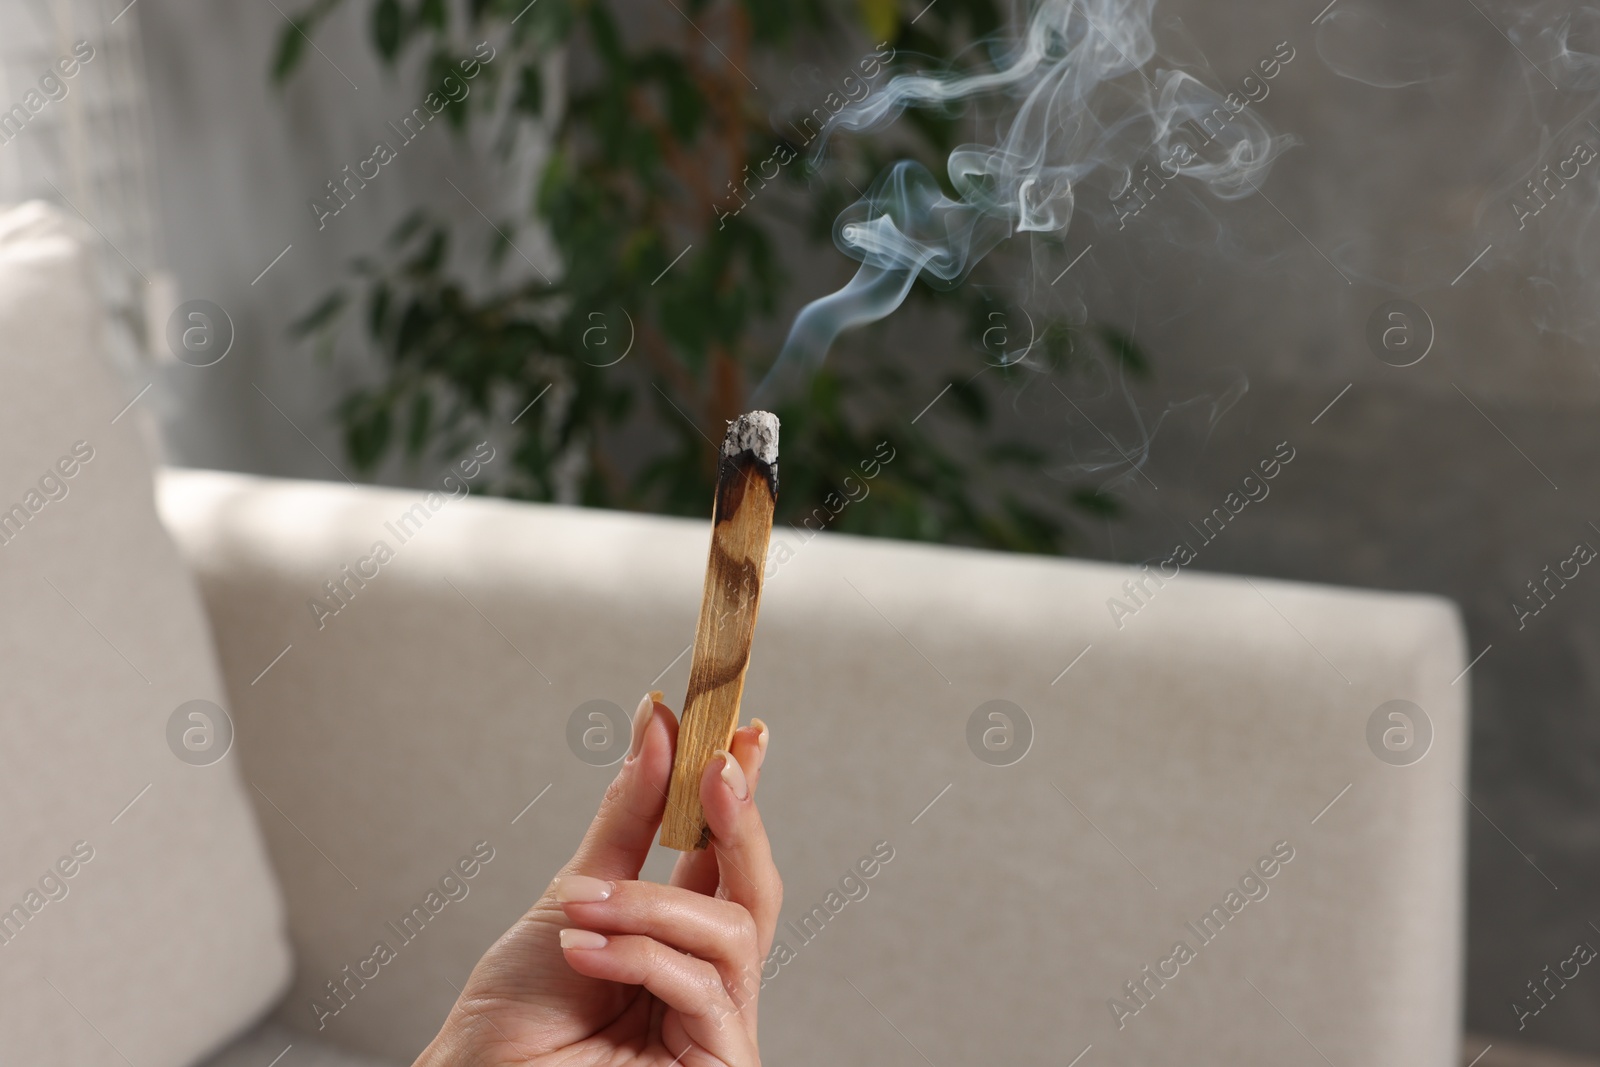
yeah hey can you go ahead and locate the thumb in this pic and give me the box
[565,693,678,882]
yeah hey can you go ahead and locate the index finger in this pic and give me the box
[564,693,678,883]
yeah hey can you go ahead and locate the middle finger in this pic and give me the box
[670,719,768,895]
[556,877,761,981]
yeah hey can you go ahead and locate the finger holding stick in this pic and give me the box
[670,718,768,896]
[414,693,781,1067]
[559,718,781,1058]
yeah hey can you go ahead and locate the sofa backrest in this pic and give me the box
[159,464,1468,1067]
[0,203,291,1066]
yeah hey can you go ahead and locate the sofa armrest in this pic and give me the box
[158,466,1468,1067]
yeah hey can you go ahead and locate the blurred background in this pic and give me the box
[4,0,1599,1056]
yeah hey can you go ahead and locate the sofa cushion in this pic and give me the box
[0,203,291,1065]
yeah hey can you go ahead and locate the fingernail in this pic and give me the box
[559,928,607,950]
[555,875,613,903]
[627,692,655,760]
[751,718,770,768]
[716,749,748,800]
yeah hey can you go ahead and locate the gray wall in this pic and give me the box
[131,0,1600,1056]
[1054,0,1600,1054]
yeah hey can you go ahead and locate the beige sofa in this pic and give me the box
[4,200,1479,1066]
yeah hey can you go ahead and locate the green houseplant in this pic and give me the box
[275,0,1147,552]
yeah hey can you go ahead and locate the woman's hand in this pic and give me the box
[415,693,780,1067]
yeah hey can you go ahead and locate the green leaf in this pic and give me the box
[986,440,1045,465]
[516,0,576,47]
[271,24,307,83]
[406,229,448,274]
[405,390,433,457]
[396,302,430,357]
[585,5,626,69]
[372,0,403,61]
[859,0,898,42]
[515,64,543,117]
[417,0,446,31]
[388,209,429,247]
[425,51,471,130]
[1097,324,1152,379]
[368,283,392,338]
[1072,487,1123,518]
[661,64,704,140]
[290,291,347,337]
[271,0,349,82]
[947,377,987,423]
[341,392,393,471]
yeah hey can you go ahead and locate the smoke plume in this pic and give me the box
[758,0,1292,396]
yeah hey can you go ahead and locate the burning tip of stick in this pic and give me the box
[722,410,780,467]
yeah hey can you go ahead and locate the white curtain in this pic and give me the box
[0,0,166,368]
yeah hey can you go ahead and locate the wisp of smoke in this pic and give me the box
[756,0,1291,399]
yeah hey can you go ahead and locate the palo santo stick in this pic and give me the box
[661,411,779,850]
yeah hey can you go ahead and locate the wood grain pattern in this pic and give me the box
[660,420,778,850]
